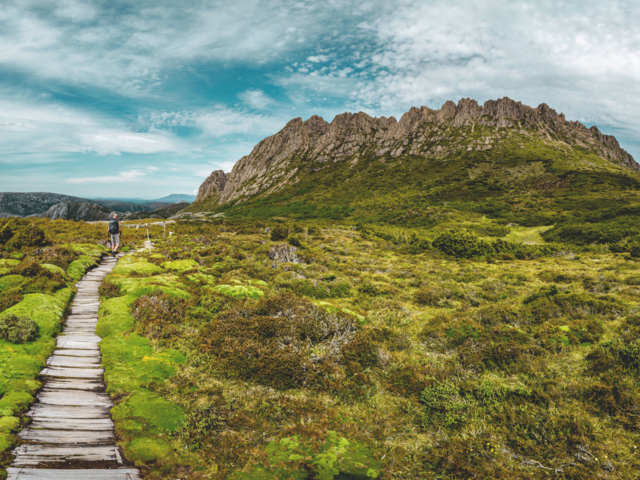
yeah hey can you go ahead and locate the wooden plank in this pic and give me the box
[58,334,101,341]
[47,356,100,368]
[30,418,114,431]
[40,367,103,379]
[6,468,140,480]
[11,445,119,464]
[50,349,100,357]
[37,391,112,407]
[55,340,100,350]
[18,429,114,444]
[44,379,103,392]
[27,404,111,419]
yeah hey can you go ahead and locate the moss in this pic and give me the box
[124,437,172,463]
[0,294,65,337]
[161,259,200,273]
[0,276,24,291]
[39,264,66,276]
[66,255,97,282]
[186,273,218,284]
[112,257,164,276]
[0,417,19,433]
[209,284,264,299]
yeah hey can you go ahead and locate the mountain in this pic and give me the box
[0,192,100,217]
[187,97,640,225]
[92,200,158,213]
[150,194,196,204]
[35,200,113,221]
[126,201,189,220]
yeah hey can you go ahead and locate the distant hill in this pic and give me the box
[150,194,196,204]
[126,201,189,220]
[0,192,100,217]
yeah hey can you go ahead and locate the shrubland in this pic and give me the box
[2,129,640,479]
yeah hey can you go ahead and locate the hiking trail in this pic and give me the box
[7,254,140,480]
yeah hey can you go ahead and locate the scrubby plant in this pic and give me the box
[131,292,189,340]
[6,224,47,249]
[432,229,493,258]
[198,293,364,390]
[268,243,300,263]
[287,234,305,249]
[0,313,37,344]
[98,280,121,299]
[0,290,23,313]
[308,225,322,236]
[0,223,14,245]
[270,224,289,241]
[292,223,305,234]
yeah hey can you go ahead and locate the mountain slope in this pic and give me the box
[185,97,640,234]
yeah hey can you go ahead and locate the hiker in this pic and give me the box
[108,214,122,257]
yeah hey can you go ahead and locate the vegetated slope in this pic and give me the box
[0,192,100,218]
[186,97,640,243]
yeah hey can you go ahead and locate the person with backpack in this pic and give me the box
[108,214,122,256]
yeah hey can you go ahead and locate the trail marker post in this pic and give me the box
[146,224,151,253]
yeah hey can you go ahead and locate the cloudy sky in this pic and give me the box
[0,0,638,198]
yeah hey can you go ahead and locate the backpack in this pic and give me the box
[109,219,119,234]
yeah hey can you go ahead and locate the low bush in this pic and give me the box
[0,313,37,343]
[287,234,305,248]
[0,223,14,244]
[432,230,493,259]
[131,293,189,340]
[6,224,47,250]
[308,225,322,236]
[198,293,364,390]
[270,224,289,241]
[98,280,121,300]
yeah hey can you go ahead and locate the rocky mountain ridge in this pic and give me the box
[194,97,639,208]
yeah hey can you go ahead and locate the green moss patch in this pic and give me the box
[66,255,98,282]
[209,284,264,299]
[0,275,24,291]
[161,259,200,273]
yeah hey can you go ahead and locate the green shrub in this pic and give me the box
[0,289,23,312]
[99,280,121,299]
[0,223,14,244]
[432,230,493,259]
[0,313,37,343]
[630,242,640,258]
[270,224,289,241]
[292,223,305,234]
[131,293,189,340]
[6,224,47,249]
[308,225,322,236]
[198,293,360,390]
[287,234,305,248]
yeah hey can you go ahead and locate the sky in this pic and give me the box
[0,0,639,199]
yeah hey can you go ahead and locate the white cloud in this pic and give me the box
[146,106,285,137]
[307,55,330,63]
[349,0,640,142]
[238,89,275,110]
[0,91,179,161]
[67,169,148,184]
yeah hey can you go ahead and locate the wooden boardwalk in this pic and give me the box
[8,254,141,480]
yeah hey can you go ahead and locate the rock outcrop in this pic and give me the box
[35,201,113,222]
[194,97,639,208]
[195,170,228,203]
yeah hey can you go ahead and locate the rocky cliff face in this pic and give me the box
[35,201,113,222]
[195,97,639,208]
